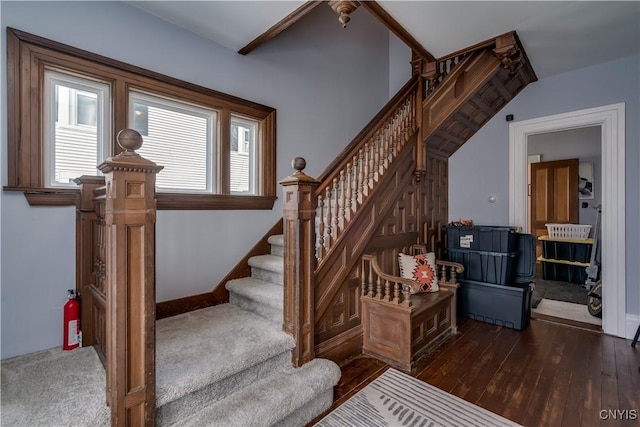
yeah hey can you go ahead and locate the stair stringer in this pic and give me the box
[313,137,417,339]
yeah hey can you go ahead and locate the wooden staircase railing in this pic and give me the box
[281,31,537,368]
[314,78,419,262]
[76,130,163,427]
[280,78,420,366]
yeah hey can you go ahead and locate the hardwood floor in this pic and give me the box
[313,317,640,426]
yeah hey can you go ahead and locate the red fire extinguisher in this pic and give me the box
[63,290,81,351]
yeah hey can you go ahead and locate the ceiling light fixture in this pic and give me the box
[328,1,360,28]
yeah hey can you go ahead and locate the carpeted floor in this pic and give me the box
[316,368,520,427]
[531,276,588,308]
[0,346,109,427]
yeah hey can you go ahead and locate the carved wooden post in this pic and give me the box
[75,175,106,350]
[98,129,163,427]
[280,157,319,367]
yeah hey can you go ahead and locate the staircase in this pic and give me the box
[1,235,339,427]
[156,234,339,426]
[64,30,537,426]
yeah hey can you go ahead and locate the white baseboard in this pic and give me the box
[626,313,640,340]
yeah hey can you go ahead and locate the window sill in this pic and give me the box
[3,187,277,210]
[157,193,277,210]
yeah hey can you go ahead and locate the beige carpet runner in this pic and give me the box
[316,368,521,427]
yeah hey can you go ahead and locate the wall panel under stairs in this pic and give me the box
[312,39,535,366]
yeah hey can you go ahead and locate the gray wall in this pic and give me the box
[449,53,639,316]
[0,1,391,358]
[388,32,412,97]
[528,126,601,227]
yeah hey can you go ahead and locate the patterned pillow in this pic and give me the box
[398,252,439,293]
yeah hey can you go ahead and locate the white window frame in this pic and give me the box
[128,90,217,193]
[230,115,258,194]
[43,69,110,188]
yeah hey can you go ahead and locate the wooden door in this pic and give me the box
[530,159,579,272]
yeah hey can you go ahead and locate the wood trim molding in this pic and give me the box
[156,292,217,320]
[3,187,79,206]
[314,325,363,365]
[6,27,278,210]
[238,1,324,55]
[212,219,284,304]
[9,27,274,111]
[156,194,277,210]
[359,2,435,62]
[5,187,277,210]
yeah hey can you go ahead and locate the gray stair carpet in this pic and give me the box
[1,235,340,427]
[268,234,284,257]
[173,359,341,427]
[227,277,284,326]
[155,304,295,425]
[249,254,284,285]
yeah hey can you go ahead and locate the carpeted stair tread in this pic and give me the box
[268,234,284,257]
[249,254,284,285]
[248,254,284,273]
[172,358,341,427]
[227,277,284,326]
[227,277,284,305]
[267,234,284,247]
[155,304,294,407]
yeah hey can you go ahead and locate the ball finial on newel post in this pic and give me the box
[292,157,306,173]
[280,157,317,184]
[117,129,143,153]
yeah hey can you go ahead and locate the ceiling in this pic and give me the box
[127,1,640,78]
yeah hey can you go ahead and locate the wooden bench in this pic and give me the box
[360,246,464,372]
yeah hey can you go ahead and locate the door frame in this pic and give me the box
[509,103,626,338]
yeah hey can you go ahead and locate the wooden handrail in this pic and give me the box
[314,79,419,262]
[317,76,418,184]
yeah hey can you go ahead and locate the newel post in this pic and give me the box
[280,157,319,367]
[98,129,163,427]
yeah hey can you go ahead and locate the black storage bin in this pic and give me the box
[514,233,536,283]
[448,248,517,285]
[541,261,587,284]
[541,239,592,263]
[458,279,533,330]
[445,225,518,252]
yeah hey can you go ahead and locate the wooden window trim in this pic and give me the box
[5,27,277,210]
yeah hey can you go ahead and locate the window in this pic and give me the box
[43,70,110,187]
[231,116,258,194]
[129,91,216,192]
[6,27,276,209]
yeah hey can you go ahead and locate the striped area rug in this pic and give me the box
[316,368,521,427]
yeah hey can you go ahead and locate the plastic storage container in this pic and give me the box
[514,233,536,283]
[540,236,592,263]
[457,280,533,330]
[540,261,587,284]
[445,225,518,252]
[448,249,517,285]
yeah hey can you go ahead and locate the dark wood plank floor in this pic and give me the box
[313,317,640,427]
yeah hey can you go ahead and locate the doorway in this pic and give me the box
[509,103,626,338]
[526,129,599,327]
